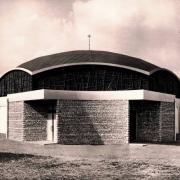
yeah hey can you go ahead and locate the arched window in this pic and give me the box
[0,70,32,97]
[149,70,180,98]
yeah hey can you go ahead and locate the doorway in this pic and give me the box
[129,110,137,142]
[47,113,54,141]
[47,103,57,142]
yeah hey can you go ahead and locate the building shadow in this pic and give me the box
[57,100,104,145]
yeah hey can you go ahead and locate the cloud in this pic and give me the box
[0,0,180,76]
[72,0,180,75]
[0,0,74,75]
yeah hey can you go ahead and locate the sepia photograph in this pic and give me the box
[0,0,180,179]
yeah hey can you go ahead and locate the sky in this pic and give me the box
[0,0,180,76]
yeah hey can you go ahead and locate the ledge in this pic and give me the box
[5,89,176,102]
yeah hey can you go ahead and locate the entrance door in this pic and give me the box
[130,110,137,142]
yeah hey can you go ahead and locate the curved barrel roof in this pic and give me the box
[17,50,160,75]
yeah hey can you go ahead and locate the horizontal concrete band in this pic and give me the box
[0,62,150,79]
[14,62,150,76]
[5,89,177,103]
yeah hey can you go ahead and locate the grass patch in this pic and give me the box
[0,152,180,179]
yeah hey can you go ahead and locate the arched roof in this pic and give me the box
[150,68,180,82]
[17,50,160,75]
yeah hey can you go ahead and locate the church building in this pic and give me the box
[0,50,179,144]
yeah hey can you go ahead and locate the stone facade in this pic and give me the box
[8,99,175,144]
[8,101,49,141]
[160,102,175,142]
[130,101,175,143]
[56,100,129,144]
[8,101,24,141]
[23,101,48,141]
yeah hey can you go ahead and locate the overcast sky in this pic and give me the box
[0,0,180,76]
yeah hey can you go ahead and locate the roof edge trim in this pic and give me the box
[13,67,33,75]
[20,62,150,75]
[150,68,180,81]
[0,68,32,79]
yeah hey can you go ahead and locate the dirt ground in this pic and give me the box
[0,140,180,179]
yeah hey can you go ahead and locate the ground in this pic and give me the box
[0,140,180,179]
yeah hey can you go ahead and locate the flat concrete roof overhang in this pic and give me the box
[6,89,177,103]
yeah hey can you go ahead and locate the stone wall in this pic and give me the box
[8,101,24,141]
[56,100,129,144]
[160,102,175,142]
[8,99,175,144]
[8,101,49,141]
[23,101,48,141]
[130,101,175,143]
